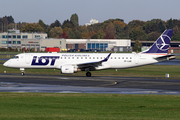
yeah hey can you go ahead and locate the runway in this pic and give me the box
[0,73,180,94]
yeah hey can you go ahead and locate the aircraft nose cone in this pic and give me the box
[3,61,10,67]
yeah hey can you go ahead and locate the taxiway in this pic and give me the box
[0,73,180,94]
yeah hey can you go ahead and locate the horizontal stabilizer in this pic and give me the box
[154,54,176,61]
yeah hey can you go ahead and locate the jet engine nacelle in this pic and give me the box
[61,65,78,74]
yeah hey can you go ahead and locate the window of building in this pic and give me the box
[8,35,11,38]
[12,35,16,39]
[92,43,95,49]
[12,41,16,44]
[17,35,21,39]
[87,43,91,49]
[2,35,7,38]
[60,41,61,45]
[7,41,11,44]
[35,35,40,38]
[1,41,7,44]
[96,43,99,49]
[22,35,28,39]
[75,44,78,49]
[17,41,21,44]
[87,43,108,51]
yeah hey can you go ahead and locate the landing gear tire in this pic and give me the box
[21,72,25,76]
[86,72,91,77]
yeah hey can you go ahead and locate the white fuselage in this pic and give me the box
[3,52,161,70]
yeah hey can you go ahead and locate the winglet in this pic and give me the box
[101,53,111,62]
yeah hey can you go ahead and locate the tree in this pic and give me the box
[62,19,74,29]
[59,32,69,39]
[128,20,145,29]
[166,18,173,29]
[5,16,14,24]
[38,19,46,28]
[133,40,142,52]
[68,29,81,39]
[50,20,61,28]
[48,27,63,38]
[20,23,44,32]
[147,32,161,41]
[129,29,146,40]
[70,13,79,28]
[143,22,158,34]
[104,22,116,39]
[158,21,165,33]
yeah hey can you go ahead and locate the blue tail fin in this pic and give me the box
[142,29,173,54]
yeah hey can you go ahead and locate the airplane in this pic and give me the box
[3,29,175,77]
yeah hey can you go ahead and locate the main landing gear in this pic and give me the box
[20,68,25,76]
[86,72,91,77]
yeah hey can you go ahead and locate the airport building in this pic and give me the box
[0,29,132,52]
[0,29,66,51]
[66,39,132,51]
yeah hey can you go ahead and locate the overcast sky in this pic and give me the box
[0,0,179,25]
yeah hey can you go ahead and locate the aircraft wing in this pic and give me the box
[77,53,111,70]
[154,54,176,61]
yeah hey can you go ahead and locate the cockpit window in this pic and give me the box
[12,56,19,59]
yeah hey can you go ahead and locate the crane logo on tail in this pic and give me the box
[156,35,171,51]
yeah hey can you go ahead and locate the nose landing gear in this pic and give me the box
[20,68,25,76]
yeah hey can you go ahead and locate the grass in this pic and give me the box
[0,93,180,120]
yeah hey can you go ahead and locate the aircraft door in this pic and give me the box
[134,54,139,64]
[25,54,31,64]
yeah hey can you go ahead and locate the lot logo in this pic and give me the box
[31,56,59,66]
[156,35,170,51]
